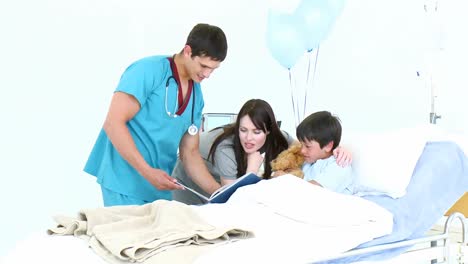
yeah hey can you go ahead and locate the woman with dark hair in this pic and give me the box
[172,99,350,204]
[208,99,289,180]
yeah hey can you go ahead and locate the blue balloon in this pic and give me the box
[266,10,305,69]
[328,0,346,18]
[294,0,337,51]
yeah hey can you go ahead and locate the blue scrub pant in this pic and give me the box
[101,186,150,206]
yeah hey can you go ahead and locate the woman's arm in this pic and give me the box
[333,146,353,167]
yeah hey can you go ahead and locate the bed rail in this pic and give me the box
[309,212,467,263]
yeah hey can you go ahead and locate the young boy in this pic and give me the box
[296,111,355,195]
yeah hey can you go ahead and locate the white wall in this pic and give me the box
[1,0,467,257]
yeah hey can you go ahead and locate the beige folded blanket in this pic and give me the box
[48,200,253,263]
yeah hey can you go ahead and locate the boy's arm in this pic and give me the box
[306,160,354,193]
[308,180,322,187]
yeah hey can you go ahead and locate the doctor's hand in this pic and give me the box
[333,146,353,167]
[246,151,264,174]
[143,168,184,191]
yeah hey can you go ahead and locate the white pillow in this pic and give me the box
[344,127,429,198]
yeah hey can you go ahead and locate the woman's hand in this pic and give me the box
[333,146,353,167]
[246,151,265,174]
[271,170,287,177]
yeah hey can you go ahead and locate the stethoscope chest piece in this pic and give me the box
[188,124,198,135]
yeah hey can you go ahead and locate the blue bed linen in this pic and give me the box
[319,141,468,263]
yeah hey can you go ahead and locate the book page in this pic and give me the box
[209,173,262,203]
[209,184,229,199]
[175,181,209,202]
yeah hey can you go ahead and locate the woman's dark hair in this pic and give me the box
[208,99,289,179]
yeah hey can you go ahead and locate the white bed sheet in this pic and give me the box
[3,175,393,264]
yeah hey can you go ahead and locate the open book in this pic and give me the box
[176,173,262,203]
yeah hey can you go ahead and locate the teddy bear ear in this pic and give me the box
[295,145,303,153]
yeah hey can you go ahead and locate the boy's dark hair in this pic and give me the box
[296,111,342,150]
[186,23,228,61]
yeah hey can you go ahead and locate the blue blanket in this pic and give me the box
[319,141,468,263]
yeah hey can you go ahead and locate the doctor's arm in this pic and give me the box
[179,132,221,195]
[103,92,181,190]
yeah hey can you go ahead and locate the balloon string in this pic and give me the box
[294,68,300,126]
[312,46,320,84]
[304,52,312,119]
[305,51,312,86]
[304,45,320,118]
[289,69,298,127]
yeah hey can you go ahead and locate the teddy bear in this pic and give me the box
[271,143,305,179]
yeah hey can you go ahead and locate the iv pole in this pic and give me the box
[425,0,442,124]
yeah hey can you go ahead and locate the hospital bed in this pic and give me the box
[201,113,237,132]
[201,113,281,131]
[316,213,468,263]
[3,139,468,263]
[305,138,468,264]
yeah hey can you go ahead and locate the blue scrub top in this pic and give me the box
[84,55,204,201]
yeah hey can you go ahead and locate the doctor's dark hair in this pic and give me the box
[208,99,289,179]
[296,111,342,150]
[186,23,228,61]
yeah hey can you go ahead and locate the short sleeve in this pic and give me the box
[115,58,164,107]
[212,144,238,180]
[304,158,354,194]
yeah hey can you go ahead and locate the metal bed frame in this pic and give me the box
[201,113,237,132]
[312,212,467,263]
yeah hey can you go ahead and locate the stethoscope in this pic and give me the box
[164,75,198,136]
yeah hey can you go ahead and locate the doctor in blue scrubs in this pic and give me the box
[84,23,228,206]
